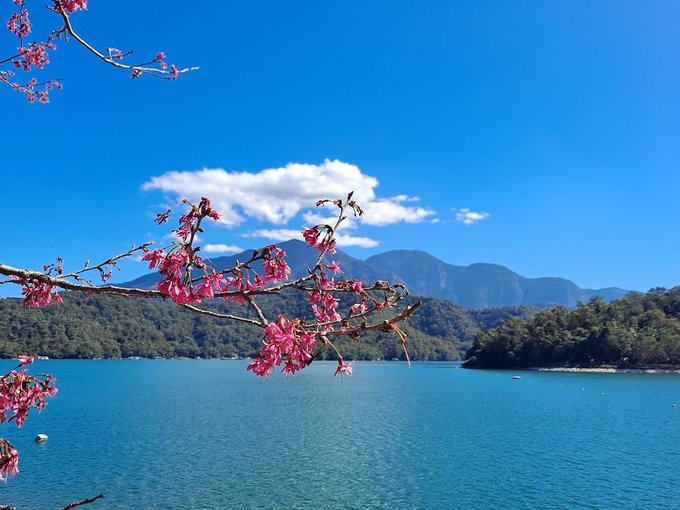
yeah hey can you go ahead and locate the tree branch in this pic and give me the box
[60,494,104,510]
[55,6,198,78]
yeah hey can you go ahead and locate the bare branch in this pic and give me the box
[181,304,264,327]
[244,295,268,326]
[60,494,104,510]
[322,301,422,336]
[55,6,198,78]
[0,264,161,298]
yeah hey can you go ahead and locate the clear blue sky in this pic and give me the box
[2,0,679,297]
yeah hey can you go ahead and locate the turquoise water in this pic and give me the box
[1,360,679,509]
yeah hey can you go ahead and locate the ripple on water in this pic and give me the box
[1,360,679,509]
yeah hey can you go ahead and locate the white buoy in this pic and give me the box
[35,434,48,443]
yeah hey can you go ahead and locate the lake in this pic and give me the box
[1,360,679,509]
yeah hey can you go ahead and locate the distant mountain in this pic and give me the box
[123,239,403,290]
[123,241,629,309]
[366,251,629,308]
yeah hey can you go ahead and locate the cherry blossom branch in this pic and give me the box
[2,1,198,102]
[0,264,161,297]
[322,301,422,336]
[4,194,418,379]
[54,5,198,79]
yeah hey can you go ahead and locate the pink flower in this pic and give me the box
[16,42,55,71]
[318,238,336,254]
[0,440,19,482]
[57,0,88,14]
[349,300,368,316]
[324,261,341,274]
[334,357,354,377]
[20,281,59,308]
[248,316,317,377]
[7,10,31,38]
[303,227,320,247]
[141,249,165,270]
[17,355,33,367]
[107,47,123,60]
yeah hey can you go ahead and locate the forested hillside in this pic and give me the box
[0,293,537,361]
[464,288,680,369]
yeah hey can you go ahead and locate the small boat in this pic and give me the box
[512,375,521,380]
[35,434,48,443]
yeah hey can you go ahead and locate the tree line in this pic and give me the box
[0,292,537,362]
[464,287,680,369]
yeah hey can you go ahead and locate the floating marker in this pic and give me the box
[35,434,48,443]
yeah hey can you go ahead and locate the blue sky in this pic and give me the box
[2,0,679,297]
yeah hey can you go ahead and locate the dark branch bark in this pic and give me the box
[60,494,104,510]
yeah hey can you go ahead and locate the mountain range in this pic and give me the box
[124,240,628,309]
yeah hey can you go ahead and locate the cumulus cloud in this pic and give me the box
[334,233,379,248]
[142,160,436,229]
[243,228,379,248]
[202,244,243,254]
[362,197,435,226]
[454,208,490,225]
[242,229,303,242]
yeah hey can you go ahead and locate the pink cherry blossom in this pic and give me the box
[303,226,320,247]
[57,0,88,14]
[349,300,368,316]
[324,261,341,274]
[7,10,31,37]
[141,249,165,270]
[0,440,19,482]
[248,316,318,377]
[334,357,354,377]
[17,355,33,367]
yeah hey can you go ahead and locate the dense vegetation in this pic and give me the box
[0,293,537,361]
[464,288,680,369]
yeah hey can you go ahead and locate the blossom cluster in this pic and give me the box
[0,359,58,428]
[142,198,293,306]
[0,439,18,482]
[14,277,63,307]
[247,316,318,377]
[2,0,182,103]
[303,225,336,254]
[0,356,58,481]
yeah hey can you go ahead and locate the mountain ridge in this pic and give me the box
[123,240,629,309]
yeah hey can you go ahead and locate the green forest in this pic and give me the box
[464,287,680,369]
[0,292,536,362]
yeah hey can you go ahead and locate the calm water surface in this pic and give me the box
[1,360,679,509]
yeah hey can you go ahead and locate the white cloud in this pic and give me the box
[454,208,490,225]
[242,229,303,242]
[362,198,435,226]
[334,233,379,248]
[243,228,379,248]
[302,211,342,227]
[202,244,244,254]
[142,160,436,229]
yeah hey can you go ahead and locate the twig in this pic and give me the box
[55,7,198,78]
[60,494,104,510]
[181,304,264,327]
[322,301,422,336]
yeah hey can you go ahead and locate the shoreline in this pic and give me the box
[529,366,680,374]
